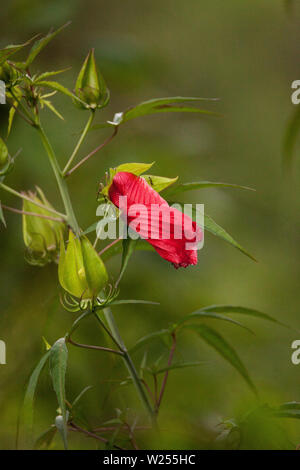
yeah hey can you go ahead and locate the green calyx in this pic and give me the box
[22,187,65,265]
[74,49,109,110]
[58,230,108,300]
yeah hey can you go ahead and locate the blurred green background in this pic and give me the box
[1,0,300,450]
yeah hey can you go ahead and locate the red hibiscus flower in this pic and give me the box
[108,171,203,268]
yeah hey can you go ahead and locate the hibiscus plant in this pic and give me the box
[0,24,288,450]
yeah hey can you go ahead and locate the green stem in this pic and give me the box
[35,121,80,235]
[0,182,66,218]
[62,110,95,176]
[102,307,157,426]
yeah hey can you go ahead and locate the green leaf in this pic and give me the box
[109,299,159,307]
[203,212,257,262]
[0,36,37,65]
[0,201,6,228]
[49,338,68,449]
[34,68,70,82]
[283,106,300,170]
[34,426,57,450]
[21,350,51,447]
[164,181,255,198]
[130,329,171,353]
[24,22,71,68]
[42,99,64,120]
[110,96,219,125]
[115,161,154,176]
[143,174,178,192]
[177,310,254,334]
[71,385,93,409]
[273,402,300,419]
[186,324,256,393]
[155,361,206,375]
[116,238,138,287]
[199,305,284,326]
[36,80,82,103]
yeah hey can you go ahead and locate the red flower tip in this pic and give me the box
[109,171,202,268]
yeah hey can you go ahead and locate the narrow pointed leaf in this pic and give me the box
[130,329,171,353]
[283,106,300,170]
[199,305,284,326]
[187,324,256,393]
[164,181,254,198]
[21,350,51,446]
[177,310,254,334]
[203,212,257,262]
[155,361,206,375]
[49,338,68,448]
[273,402,300,419]
[24,22,71,68]
[116,96,219,124]
[0,36,37,65]
[0,201,6,228]
[116,238,138,286]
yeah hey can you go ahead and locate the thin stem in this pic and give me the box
[98,238,121,256]
[9,88,35,125]
[0,182,66,218]
[35,119,80,235]
[69,422,124,450]
[93,311,123,350]
[156,332,177,412]
[102,307,157,426]
[62,110,95,175]
[65,126,118,177]
[1,204,64,222]
[67,336,123,356]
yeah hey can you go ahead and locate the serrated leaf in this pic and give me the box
[130,329,171,353]
[24,22,71,68]
[177,310,254,334]
[42,99,64,120]
[34,68,70,82]
[49,338,68,449]
[143,174,178,192]
[0,36,37,65]
[199,305,284,326]
[164,181,254,198]
[187,324,256,393]
[21,350,51,447]
[36,80,81,103]
[114,96,219,125]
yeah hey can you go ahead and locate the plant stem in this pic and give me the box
[62,110,95,176]
[1,204,64,222]
[0,182,66,218]
[35,121,80,235]
[65,126,118,177]
[156,332,176,412]
[103,307,157,426]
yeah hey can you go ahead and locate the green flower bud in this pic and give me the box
[22,187,65,265]
[74,49,109,109]
[0,137,8,171]
[58,230,108,300]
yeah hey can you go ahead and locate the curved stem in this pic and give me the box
[35,120,80,235]
[1,204,64,222]
[62,110,95,176]
[67,336,123,356]
[102,307,157,427]
[65,126,118,178]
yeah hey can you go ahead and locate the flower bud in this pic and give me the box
[22,187,65,265]
[58,230,108,300]
[74,49,109,109]
[0,137,8,171]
